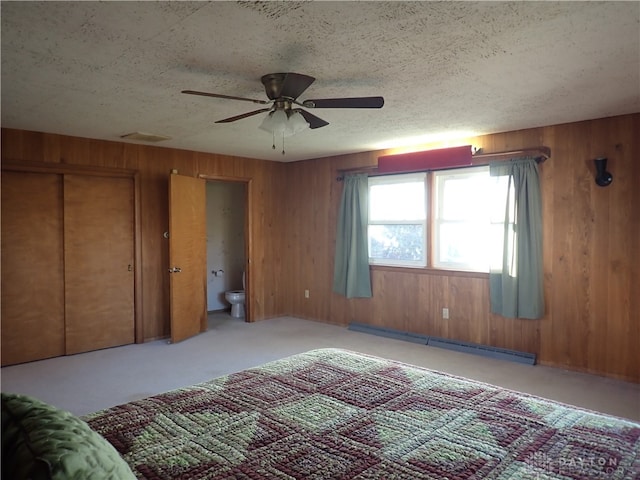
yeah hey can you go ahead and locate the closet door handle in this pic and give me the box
[168,267,182,273]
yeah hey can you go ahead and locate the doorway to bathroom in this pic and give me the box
[205,179,248,320]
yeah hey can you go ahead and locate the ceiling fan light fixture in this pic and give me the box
[259,109,309,138]
[259,110,283,135]
[287,111,310,136]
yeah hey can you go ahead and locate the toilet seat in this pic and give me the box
[225,272,246,318]
[225,289,245,318]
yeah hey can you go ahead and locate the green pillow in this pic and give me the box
[1,392,136,480]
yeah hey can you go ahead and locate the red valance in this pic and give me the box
[378,145,473,174]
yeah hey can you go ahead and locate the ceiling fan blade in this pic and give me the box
[215,108,271,123]
[182,90,270,105]
[303,96,384,109]
[296,109,329,129]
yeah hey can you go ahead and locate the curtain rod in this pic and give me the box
[472,146,550,163]
[336,146,551,181]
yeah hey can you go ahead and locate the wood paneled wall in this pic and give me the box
[3,113,638,382]
[282,114,640,382]
[1,129,288,340]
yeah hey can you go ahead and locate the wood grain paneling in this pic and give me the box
[282,114,640,383]
[1,128,288,344]
[2,113,638,381]
[1,171,65,365]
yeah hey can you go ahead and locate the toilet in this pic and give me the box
[224,272,245,318]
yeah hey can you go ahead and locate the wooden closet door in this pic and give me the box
[64,175,135,354]
[1,171,65,366]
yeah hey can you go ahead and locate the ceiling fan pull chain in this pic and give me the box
[271,131,276,150]
[282,132,286,155]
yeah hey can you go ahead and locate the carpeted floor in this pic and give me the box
[1,314,639,420]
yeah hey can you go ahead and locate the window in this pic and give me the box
[368,173,427,267]
[368,167,508,272]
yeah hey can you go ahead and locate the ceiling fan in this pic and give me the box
[181,72,384,130]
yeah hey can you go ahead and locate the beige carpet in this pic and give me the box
[1,314,639,420]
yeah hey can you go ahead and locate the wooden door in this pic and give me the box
[169,173,207,343]
[1,171,65,365]
[64,175,135,354]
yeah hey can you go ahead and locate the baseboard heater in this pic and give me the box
[348,322,429,344]
[427,337,536,365]
[348,322,536,365]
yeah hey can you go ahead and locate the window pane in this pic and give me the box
[489,223,505,270]
[369,224,425,264]
[490,223,517,276]
[437,168,491,221]
[441,178,484,220]
[369,182,425,221]
[489,175,513,223]
[437,222,491,271]
[433,166,511,272]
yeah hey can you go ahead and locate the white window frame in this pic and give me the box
[367,172,427,267]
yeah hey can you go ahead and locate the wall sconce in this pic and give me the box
[594,157,613,187]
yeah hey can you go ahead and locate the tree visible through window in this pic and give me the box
[368,173,426,267]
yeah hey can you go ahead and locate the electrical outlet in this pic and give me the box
[304,289,310,299]
[442,308,449,319]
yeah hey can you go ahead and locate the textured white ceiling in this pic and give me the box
[2,1,639,162]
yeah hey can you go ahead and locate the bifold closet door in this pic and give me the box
[1,171,65,366]
[63,175,135,355]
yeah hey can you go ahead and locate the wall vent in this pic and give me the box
[348,322,536,365]
[120,132,171,142]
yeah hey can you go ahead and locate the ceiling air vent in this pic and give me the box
[120,132,171,142]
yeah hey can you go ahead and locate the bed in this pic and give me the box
[4,348,638,479]
[75,348,639,479]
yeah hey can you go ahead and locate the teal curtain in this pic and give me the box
[333,173,372,298]
[489,158,544,319]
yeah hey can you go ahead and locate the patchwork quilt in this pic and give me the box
[84,348,640,479]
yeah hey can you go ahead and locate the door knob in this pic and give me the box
[168,267,182,273]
